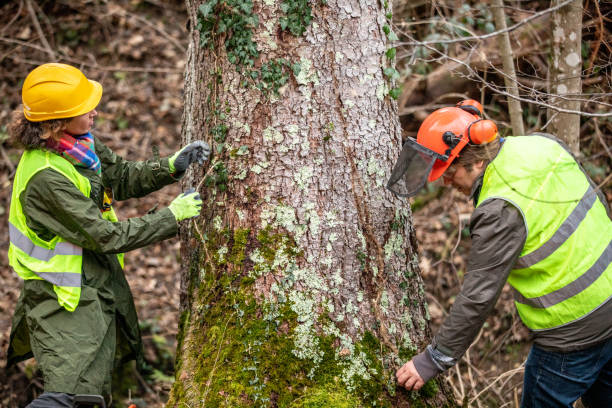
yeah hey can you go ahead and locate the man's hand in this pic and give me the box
[396,360,425,391]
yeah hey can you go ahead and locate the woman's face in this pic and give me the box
[64,109,97,135]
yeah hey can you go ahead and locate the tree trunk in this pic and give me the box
[491,0,524,136]
[168,0,456,406]
[548,0,582,153]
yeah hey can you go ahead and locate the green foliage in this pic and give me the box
[280,0,313,36]
[388,87,401,100]
[197,0,260,67]
[255,58,292,96]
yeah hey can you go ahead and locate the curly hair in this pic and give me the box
[8,109,70,149]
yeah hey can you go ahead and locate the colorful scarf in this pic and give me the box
[47,132,101,175]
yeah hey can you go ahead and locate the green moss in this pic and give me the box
[288,383,363,407]
[170,224,406,407]
[229,228,250,266]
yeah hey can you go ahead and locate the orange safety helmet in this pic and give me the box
[387,100,498,197]
[22,63,102,122]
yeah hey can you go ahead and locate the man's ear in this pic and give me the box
[474,160,486,172]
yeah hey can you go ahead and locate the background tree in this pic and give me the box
[548,0,583,153]
[168,0,455,406]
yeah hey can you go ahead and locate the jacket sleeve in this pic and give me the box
[412,198,526,382]
[22,168,178,254]
[95,136,180,201]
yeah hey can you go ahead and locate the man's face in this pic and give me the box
[442,162,484,196]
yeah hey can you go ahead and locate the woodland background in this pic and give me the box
[0,0,610,407]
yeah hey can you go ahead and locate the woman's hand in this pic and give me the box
[168,188,202,221]
[169,141,211,174]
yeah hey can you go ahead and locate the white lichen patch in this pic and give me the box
[384,231,403,261]
[565,52,580,67]
[294,267,326,291]
[324,210,342,228]
[236,145,249,156]
[295,57,320,99]
[335,51,344,63]
[343,99,355,109]
[235,168,248,180]
[303,202,321,236]
[294,166,314,190]
[376,83,388,100]
[368,119,376,129]
[236,209,245,221]
[340,351,373,392]
[553,27,564,41]
[557,84,568,95]
[250,160,270,175]
[366,156,386,187]
[213,215,223,231]
[289,291,323,370]
[263,126,284,144]
[380,291,390,313]
[402,331,416,352]
[217,245,228,262]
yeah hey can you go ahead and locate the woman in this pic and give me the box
[6,63,209,407]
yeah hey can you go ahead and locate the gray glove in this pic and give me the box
[169,141,211,174]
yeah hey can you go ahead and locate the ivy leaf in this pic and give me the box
[387,31,399,42]
[389,88,401,100]
[198,1,217,18]
[385,47,396,60]
[383,25,390,35]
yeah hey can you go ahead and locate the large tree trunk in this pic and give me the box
[168,0,455,406]
[548,0,582,153]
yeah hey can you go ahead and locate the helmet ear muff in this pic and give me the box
[457,99,484,118]
[467,119,498,145]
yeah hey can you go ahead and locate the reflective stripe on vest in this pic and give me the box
[477,135,612,331]
[8,149,90,312]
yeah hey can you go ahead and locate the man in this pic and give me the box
[388,101,612,407]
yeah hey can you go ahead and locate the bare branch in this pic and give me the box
[25,0,55,60]
[397,0,574,46]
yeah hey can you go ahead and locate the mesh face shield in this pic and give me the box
[387,137,449,198]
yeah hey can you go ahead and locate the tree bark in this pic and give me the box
[491,0,524,136]
[168,0,456,406]
[547,0,582,154]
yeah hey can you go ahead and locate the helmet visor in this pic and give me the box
[387,137,449,198]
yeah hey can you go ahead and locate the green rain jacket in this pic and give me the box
[7,137,179,396]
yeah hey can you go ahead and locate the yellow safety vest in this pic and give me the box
[8,149,123,312]
[477,136,612,330]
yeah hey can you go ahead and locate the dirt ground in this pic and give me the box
[0,1,606,407]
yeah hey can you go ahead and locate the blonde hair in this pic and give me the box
[8,109,69,149]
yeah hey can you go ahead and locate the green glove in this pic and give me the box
[169,141,211,174]
[168,188,202,221]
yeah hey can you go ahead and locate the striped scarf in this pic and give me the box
[47,132,101,175]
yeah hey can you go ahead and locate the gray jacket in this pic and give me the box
[412,170,612,382]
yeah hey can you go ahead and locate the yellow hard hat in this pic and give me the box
[22,63,102,122]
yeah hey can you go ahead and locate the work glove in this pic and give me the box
[169,141,211,175]
[168,188,202,221]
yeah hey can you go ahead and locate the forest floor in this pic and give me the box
[0,1,607,407]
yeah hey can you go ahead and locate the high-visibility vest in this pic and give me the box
[477,135,612,330]
[8,149,123,312]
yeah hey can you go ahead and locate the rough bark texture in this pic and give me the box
[491,0,524,136]
[168,0,456,406]
[548,0,582,153]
